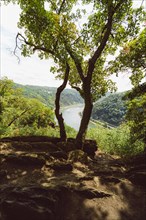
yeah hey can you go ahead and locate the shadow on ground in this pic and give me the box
[0,136,146,220]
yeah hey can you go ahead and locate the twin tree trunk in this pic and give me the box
[55,66,93,148]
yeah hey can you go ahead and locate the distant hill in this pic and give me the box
[91,92,127,126]
[14,83,127,126]
[14,83,83,107]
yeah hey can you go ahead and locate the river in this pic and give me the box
[62,104,95,131]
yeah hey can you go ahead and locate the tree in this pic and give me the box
[107,28,146,150]
[107,29,146,86]
[0,78,55,136]
[4,0,144,147]
[125,83,146,149]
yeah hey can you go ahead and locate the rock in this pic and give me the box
[78,176,93,181]
[6,154,45,167]
[57,139,97,157]
[124,152,146,166]
[126,164,146,174]
[68,150,88,164]
[0,170,7,179]
[0,136,146,220]
[83,139,97,157]
[74,187,111,199]
[1,199,53,220]
[128,171,146,187]
[57,141,76,152]
[0,136,61,144]
[11,142,32,151]
[50,151,68,160]
[124,153,146,187]
[0,186,59,220]
[47,161,73,172]
[0,142,13,150]
[99,176,121,184]
[1,141,60,153]
[29,142,60,152]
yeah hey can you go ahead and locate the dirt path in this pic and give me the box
[0,136,146,220]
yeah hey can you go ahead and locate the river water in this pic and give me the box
[62,104,95,131]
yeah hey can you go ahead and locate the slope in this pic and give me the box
[92,92,127,126]
[14,83,83,107]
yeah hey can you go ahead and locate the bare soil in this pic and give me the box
[0,136,146,220]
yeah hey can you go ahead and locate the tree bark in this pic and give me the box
[75,78,93,148]
[55,63,70,141]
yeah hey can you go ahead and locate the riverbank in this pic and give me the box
[90,118,117,129]
[60,103,84,111]
[61,104,115,131]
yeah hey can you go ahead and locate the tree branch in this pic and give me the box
[16,33,55,56]
[88,17,113,73]
[14,34,21,63]
[58,0,66,14]
[65,46,85,81]
[114,0,126,12]
[88,0,126,75]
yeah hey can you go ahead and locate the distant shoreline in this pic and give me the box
[60,103,84,111]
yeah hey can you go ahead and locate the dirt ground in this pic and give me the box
[0,136,146,220]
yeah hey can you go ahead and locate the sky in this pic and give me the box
[0,1,145,91]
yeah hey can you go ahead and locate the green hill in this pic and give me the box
[14,84,83,107]
[14,83,127,126]
[91,92,127,126]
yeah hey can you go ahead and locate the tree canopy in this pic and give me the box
[125,83,146,148]
[108,29,146,86]
[0,78,55,136]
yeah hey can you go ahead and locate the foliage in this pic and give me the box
[87,123,145,157]
[6,0,141,78]
[125,83,146,148]
[108,29,146,149]
[65,124,77,138]
[0,78,55,137]
[2,124,59,138]
[92,92,127,126]
[0,77,78,138]
[104,28,146,153]
[107,29,146,86]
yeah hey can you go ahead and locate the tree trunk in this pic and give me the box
[55,63,70,141]
[75,79,93,148]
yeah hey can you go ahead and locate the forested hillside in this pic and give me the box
[14,84,83,107]
[0,79,58,137]
[92,92,127,126]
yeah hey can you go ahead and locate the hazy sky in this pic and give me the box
[0,1,145,91]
